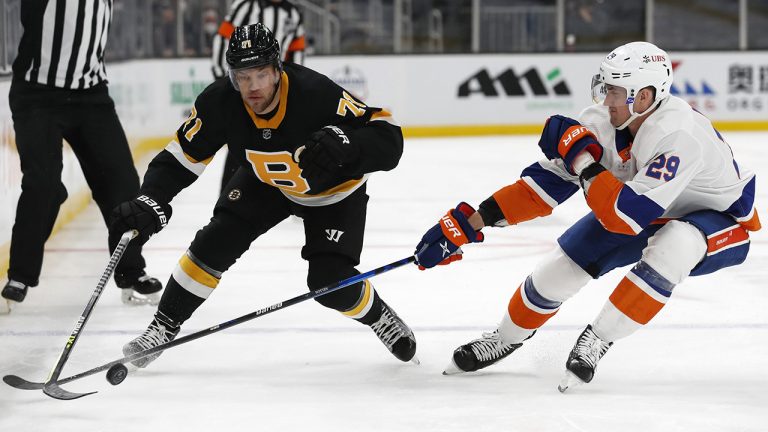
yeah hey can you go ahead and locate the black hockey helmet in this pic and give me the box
[225,23,281,72]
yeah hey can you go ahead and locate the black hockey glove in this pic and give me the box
[109,195,172,245]
[295,125,360,184]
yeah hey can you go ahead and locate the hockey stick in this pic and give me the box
[3,231,137,399]
[4,255,416,400]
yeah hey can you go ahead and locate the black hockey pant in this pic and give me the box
[7,81,146,286]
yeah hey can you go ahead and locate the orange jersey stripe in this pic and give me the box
[493,180,553,225]
[287,36,306,52]
[218,21,235,38]
[707,225,750,255]
[609,277,665,325]
[507,286,558,330]
[586,171,636,235]
[740,209,762,232]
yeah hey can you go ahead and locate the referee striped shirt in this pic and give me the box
[12,0,112,89]
[211,0,306,79]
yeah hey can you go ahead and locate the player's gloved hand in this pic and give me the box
[295,125,360,183]
[414,202,484,270]
[538,115,603,175]
[109,195,172,245]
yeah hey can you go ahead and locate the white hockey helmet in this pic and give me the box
[591,42,673,129]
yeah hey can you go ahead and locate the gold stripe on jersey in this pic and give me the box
[279,174,370,207]
[282,176,367,199]
[370,109,396,125]
[166,139,212,177]
[243,72,289,129]
[342,280,374,319]
[173,253,221,299]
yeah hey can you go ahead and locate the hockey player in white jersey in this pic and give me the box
[413,42,761,391]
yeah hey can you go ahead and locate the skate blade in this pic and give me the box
[558,370,585,393]
[121,290,160,306]
[0,297,24,314]
[442,359,464,376]
[0,300,11,315]
[410,355,420,365]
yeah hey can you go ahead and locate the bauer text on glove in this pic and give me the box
[110,195,172,245]
[414,202,484,270]
[538,115,603,175]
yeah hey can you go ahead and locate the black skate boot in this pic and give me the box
[115,271,163,306]
[122,311,180,368]
[2,280,29,303]
[444,329,533,375]
[2,280,30,313]
[369,301,418,363]
[558,325,613,393]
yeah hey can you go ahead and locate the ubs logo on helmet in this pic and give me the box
[241,40,252,49]
[643,55,666,63]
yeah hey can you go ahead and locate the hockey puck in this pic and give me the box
[106,363,128,386]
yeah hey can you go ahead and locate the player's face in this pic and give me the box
[234,65,281,114]
[603,85,632,128]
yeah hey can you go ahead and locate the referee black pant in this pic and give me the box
[8,80,146,287]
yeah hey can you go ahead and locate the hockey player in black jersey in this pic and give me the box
[110,23,416,367]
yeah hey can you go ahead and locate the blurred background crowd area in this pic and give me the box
[1,0,768,74]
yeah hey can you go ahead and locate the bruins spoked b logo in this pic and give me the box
[228,189,242,201]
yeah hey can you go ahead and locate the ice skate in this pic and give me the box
[369,300,418,363]
[115,272,163,306]
[443,329,530,375]
[1,280,30,314]
[122,312,180,368]
[558,325,612,393]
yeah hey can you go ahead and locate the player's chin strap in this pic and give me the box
[616,98,664,130]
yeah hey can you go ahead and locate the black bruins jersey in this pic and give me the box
[141,63,403,207]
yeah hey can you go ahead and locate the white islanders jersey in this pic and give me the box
[530,96,758,235]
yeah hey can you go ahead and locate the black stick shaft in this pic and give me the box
[55,255,416,385]
[45,231,135,383]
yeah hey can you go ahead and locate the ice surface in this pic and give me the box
[1,133,766,432]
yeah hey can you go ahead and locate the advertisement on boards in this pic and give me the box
[307,54,601,126]
[103,51,768,140]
